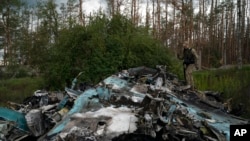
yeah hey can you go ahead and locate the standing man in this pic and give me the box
[178,40,199,89]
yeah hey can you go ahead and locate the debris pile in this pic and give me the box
[0,66,248,141]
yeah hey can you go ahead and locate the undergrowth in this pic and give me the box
[194,65,250,118]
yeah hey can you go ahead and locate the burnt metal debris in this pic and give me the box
[0,65,248,141]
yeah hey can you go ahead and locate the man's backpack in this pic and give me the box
[183,48,195,65]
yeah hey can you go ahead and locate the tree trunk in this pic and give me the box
[2,6,12,66]
[79,0,84,26]
[156,0,161,39]
[152,0,156,37]
[237,0,243,69]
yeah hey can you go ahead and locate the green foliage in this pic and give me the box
[43,14,178,89]
[194,66,250,118]
[0,65,34,79]
[0,77,45,106]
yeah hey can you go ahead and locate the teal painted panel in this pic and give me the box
[0,107,29,131]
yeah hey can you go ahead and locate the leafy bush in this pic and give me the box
[43,14,179,90]
[0,77,45,106]
[0,65,34,80]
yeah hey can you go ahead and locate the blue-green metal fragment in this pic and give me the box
[0,107,29,131]
[47,88,100,136]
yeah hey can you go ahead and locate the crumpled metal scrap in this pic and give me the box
[0,65,248,141]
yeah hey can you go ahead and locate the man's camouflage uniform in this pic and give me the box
[178,41,199,88]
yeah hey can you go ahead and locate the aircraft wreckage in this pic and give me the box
[0,65,249,141]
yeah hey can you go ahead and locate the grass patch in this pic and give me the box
[0,77,45,106]
[193,66,250,118]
